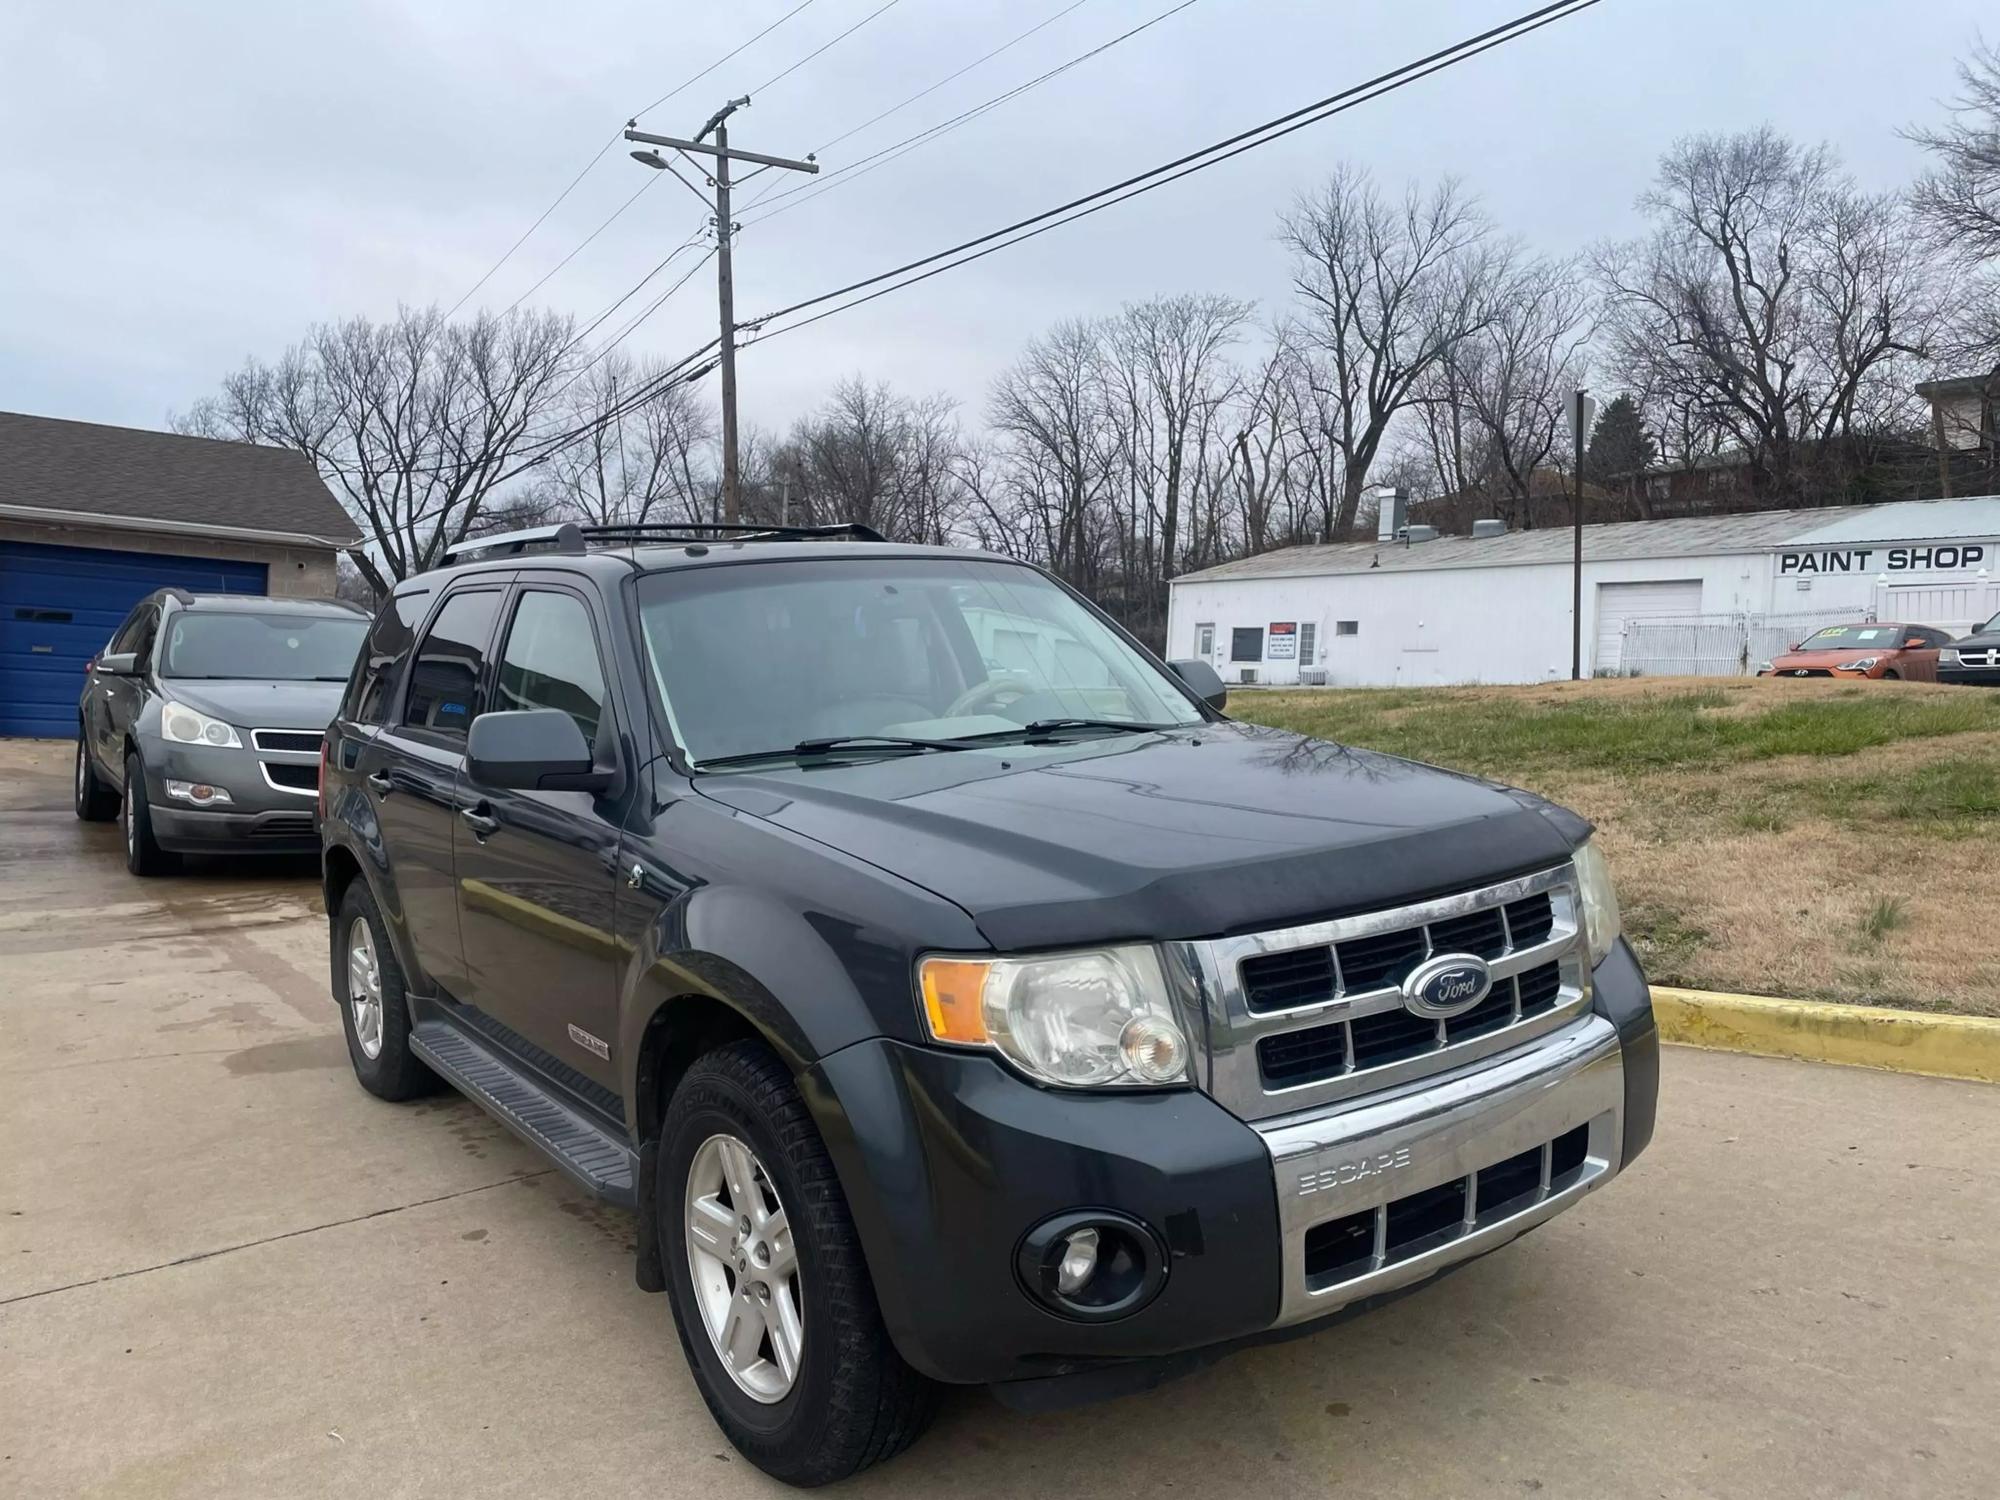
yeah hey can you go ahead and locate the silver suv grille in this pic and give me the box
[1173,864,1588,1123]
[1954,647,1999,668]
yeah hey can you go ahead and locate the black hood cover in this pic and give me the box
[697,721,1588,950]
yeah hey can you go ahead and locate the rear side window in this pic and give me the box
[353,591,432,724]
[402,591,500,739]
[493,591,608,751]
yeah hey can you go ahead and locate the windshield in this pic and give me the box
[635,556,1204,764]
[1794,625,1903,651]
[160,611,368,681]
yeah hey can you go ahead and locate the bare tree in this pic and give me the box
[1415,252,1593,527]
[989,320,1118,590]
[1908,36,2000,262]
[176,306,578,591]
[1281,166,1500,538]
[532,350,717,528]
[1596,129,1944,501]
[771,377,974,543]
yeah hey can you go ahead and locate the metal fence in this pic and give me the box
[1617,607,1871,678]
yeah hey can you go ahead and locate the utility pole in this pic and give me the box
[1567,389,1596,680]
[626,101,818,523]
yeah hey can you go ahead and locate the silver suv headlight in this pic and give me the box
[160,700,243,748]
[1573,840,1622,968]
[917,945,1190,1088]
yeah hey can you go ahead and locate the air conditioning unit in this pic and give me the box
[1300,667,1329,686]
[1238,667,1258,684]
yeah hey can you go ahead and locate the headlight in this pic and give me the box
[1754,661,1773,674]
[1941,648,1961,665]
[1838,657,1878,672]
[918,945,1190,1088]
[160,701,243,748]
[1572,840,1622,968]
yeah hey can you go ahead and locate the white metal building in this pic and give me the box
[1166,498,2000,687]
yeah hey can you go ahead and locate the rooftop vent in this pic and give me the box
[1399,524,1439,544]
[1471,518,1508,539]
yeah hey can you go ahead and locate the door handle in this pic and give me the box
[460,807,500,838]
[365,772,394,795]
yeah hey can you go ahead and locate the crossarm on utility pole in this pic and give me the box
[622,117,818,523]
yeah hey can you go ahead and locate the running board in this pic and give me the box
[411,1018,638,1207]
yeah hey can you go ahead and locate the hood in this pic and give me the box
[695,721,1588,950]
[1768,647,1889,670]
[1950,630,2000,650]
[159,679,346,732]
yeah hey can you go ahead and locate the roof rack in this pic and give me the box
[439,520,888,564]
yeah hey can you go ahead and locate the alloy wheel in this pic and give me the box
[346,917,385,1060]
[684,1132,803,1403]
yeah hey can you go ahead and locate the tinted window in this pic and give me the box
[1230,627,1264,662]
[494,591,607,751]
[161,611,366,681]
[403,591,500,739]
[109,604,152,656]
[354,591,432,724]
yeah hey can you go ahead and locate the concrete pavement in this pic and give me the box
[3,737,1996,1498]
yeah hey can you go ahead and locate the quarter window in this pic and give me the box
[402,591,500,739]
[355,591,432,724]
[494,591,608,752]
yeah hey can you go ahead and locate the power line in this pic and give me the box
[502,176,660,316]
[772,0,1095,192]
[633,0,825,118]
[746,0,907,97]
[743,0,1605,343]
[736,0,1201,227]
[441,1,823,320]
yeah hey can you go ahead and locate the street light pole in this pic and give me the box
[625,103,818,523]
[1568,388,1595,681]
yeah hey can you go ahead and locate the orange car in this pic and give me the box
[1756,622,1955,680]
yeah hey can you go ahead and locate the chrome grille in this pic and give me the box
[1175,864,1589,1123]
[1953,647,1999,668]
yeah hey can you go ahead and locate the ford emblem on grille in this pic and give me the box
[1402,954,1493,1019]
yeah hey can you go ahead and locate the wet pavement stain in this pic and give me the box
[223,1034,349,1076]
[557,1198,639,1254]
[156,1000,274,1036]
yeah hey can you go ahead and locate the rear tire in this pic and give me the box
[1882,670,1901,680]
[75,733,116,821]
[333,880,438,1101]
[659,1040,938,1485]
[121,753,179,875]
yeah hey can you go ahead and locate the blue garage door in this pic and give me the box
[0,541,268,738]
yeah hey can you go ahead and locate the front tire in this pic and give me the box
[121,753,179,875]
[75,733,117,821]
[333,880,437,1101]
[660,1040,938,1485]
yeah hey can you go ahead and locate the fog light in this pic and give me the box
[166,779,232,805]
[1016,1211,1167,1322]
[1055,1227,1099,1295]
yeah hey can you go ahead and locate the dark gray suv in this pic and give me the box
[75,590,368,873]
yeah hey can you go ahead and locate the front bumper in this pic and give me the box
[810,938,1657,1393]
[1939,666,2000,688]
[141,738,319,853]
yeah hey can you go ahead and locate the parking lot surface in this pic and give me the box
[3,737,1997,1499]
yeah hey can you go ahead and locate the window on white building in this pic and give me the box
[1335,620,1359,636]
[1195,622,1215,657]
[1298,621,1317,663]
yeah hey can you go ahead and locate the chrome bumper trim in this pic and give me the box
[1257,1014,1624,1328]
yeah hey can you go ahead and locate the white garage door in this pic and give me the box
[1595,580,1702,675]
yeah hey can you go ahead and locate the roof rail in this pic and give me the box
[438,519,888,567]
[575,521,889,545]
[440,523,586,562]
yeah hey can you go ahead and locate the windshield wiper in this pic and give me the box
[952,718,1180,744]
[697,735,975,770]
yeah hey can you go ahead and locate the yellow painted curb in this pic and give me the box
[1651,985,2000,1084]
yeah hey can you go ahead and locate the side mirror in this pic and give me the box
[467,709,611,793]
[1787,642,1801,652]
[1169,658,1228,713]
[96,652,139,675]
[1903,638,1927,649]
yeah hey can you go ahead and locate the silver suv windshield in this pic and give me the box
[635,556,1204,765]
[160,611,368,682]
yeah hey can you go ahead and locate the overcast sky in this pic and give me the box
[1,0,1988,442]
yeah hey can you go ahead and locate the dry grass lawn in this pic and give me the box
[1237,677,2000,1016]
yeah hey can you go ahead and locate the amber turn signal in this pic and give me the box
[918,958,992,1045]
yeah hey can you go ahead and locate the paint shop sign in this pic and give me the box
[1778,543,1989,576]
